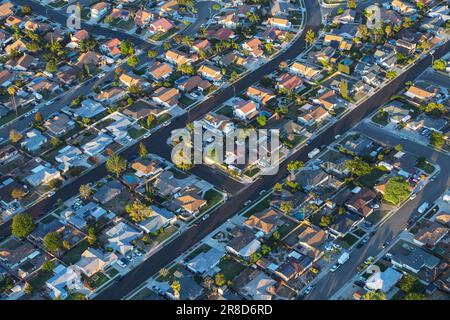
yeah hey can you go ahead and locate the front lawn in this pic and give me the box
[201,189,223,212]
[217,257,246,282]
[357,168,386,188]
[371,110,389,126]
[60,240,89,265]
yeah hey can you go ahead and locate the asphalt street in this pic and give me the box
[306,121,450,300]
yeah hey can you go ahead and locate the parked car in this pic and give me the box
[117,259,127,268]
[304,285,314,295]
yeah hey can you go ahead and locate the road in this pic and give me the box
[306,121,450,300]
[182,1,220,37]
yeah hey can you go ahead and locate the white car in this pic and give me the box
[410,193,417,200]
[47,191,55,198]
[134,249,143,257]
[330,264,340,272]
[202,214,210,221]
[117,260,127,268]
[97,72,106,78]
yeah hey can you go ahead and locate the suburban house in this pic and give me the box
[413,220,449,248]
[137,206,177,234]
[346,188,378,217]
[244,208,280,237]
[226,227,262,261]
[277,73,303,91]
[90,2,110,21]
[44,113,75,137]
[25,164,61,187]
[246,86,276,105]
[198,64,222,82]
[242,38,264,58]
[165,49,197,66]
[151,87,180,108]
[266,17,291,30]
[100,38,122,59]
[388,239,440,274]
[290,62,321,81]
[149,18,175,34]
[148,61,174,80]
[74,248,118,277]
[233,100,259,121]
[105,220,143,255]
[46,265,85,300]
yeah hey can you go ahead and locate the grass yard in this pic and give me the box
[201,189,223,212]
[356,168,386,188]
[60,240,89,265]
[86,272,109,290]
[371,111,389,126]
[415,160,435,175]
[29,269,53,290]
[217,257,246,282]
[153,225,178,244]
[243,195,273,217]
[127,127,147,139]
[179,95,196,107]
[184,243,212,261]
[336,233,359,249]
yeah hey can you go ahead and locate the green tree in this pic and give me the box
[280,201,293,214]
[127,55,140,68]
[319,215,333,228]
[45,59,58,73]
[106,153,127,178]
[362,290,387,300]
[87,227,97,246]
[21,4,32,15]
[214,273,226,287]
[404,292,426,300]
[287,160,304,179]
[432,59,446,71]
[273,182,283,192]
[347,0,357,9]
[41,260,55,272]
[11,213,34,239]
[430,132,445,148]
[147,49,157,58]
[11,187,26,200]
[256,115,267,127]
[383,176,411,205]
[171,280,181,298]
[138,142,148,158]
[146,114,155,128]
[79,184,92,200]
[9,129,22,143]
[272,230,281,241]
[386,70,397,80]
[345,158,372,176]
[305,29,315,47]
[125,200,153,222]
[398,274,422,293]
[43,232,63,254]
[33,111,43,124]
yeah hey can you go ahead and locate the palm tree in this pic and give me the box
[171,280,181,299]
[305,29,315,47]
[7,86,18,115]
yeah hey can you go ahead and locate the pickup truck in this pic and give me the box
[308,148,320,159]
[337,252,350,265]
